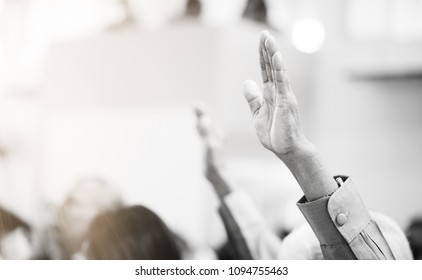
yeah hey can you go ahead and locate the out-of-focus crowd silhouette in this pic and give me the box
[1,0,422,260]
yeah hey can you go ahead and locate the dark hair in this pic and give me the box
[406,216,422,260]
[86,205,181,260]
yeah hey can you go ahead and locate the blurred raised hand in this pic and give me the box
[193,103,225,180]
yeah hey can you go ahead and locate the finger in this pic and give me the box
[192,101,206,119]
[265,35,278,57]
[266,37,294,102]
[259,45,268,83]
[192,102,212,139]
[259,30,270,83]
[243,80,262,116]
[272,51,291,97]
[198,115,214,140]
[260,31,273,83]
[265,36,278,83]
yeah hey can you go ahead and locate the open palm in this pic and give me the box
[243,31,308,158]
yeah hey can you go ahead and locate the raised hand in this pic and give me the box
[194,103,225,178]
[243,31,337,201]
[194,103,231,198]
[243,31,313,160]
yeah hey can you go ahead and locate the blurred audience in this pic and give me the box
[194,103,253,260]
[83,205,181,260]
[0,206,32,259]
[0,0,420,260]
[46,177,123,259]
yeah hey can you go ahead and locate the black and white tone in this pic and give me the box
[0,0,421,260]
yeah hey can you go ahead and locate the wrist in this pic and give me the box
[274,140,318,164]
[274,141,338,201]
[205,165,221,183]
[205,165,231,191]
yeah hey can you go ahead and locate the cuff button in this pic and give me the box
[336,213,348,226]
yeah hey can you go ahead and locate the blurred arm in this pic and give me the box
[194,105,283,260]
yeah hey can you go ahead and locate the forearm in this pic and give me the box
[206,168,254,259]
[219,190,284,260]
[219,204,253,260]
[277,143,338,202]
[205,166,231,201]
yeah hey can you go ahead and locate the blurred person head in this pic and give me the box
[0,207,33,259]
[406,216,422,260]
[243,0,267,23]
[85,205,181,260]
[186,0,200,16]
[55,177,123,258]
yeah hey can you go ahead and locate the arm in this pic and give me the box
[242,31,336,202]
[194,104,230,201]
[194,105,282,260]
[242,30,407,259]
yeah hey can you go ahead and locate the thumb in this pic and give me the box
[243,80,262,115]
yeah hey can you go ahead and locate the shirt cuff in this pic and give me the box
[297,194,344,245]
[297,176,372,245]
[327,177,372,242]
[221,190,264,230]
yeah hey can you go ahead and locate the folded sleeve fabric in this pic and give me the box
[297,176,412,260]
[218,203,253,259]
[221,190,284,260]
